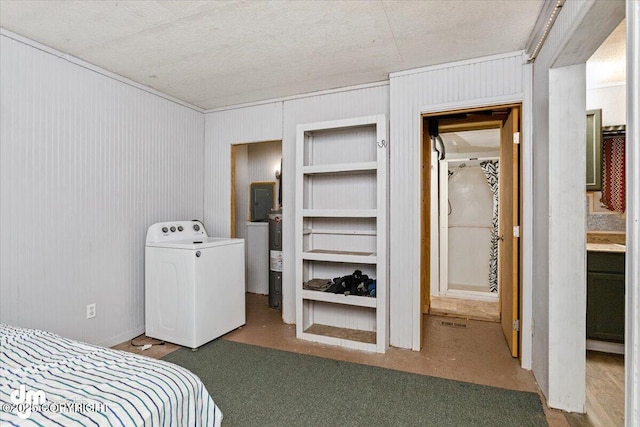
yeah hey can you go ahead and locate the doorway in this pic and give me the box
[578,18,627,426]
[421,105,521,358]
[230,140,282,297]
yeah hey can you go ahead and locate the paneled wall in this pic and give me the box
[0,34,204,346]
[388,52,526,350]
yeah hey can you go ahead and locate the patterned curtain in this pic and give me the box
[601,133,626,213]
[480,160,499,293]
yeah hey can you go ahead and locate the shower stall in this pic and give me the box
[438,154,500,301]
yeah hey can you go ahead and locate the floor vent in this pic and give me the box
[439,320,467,328]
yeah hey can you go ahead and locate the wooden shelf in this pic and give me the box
[302,209,377,218]
[302,162,377,175]
[301,323,377,352]
[303,229,377,236]
[302,250,377,264]
[298,330,378,353]
[300,289,377,308]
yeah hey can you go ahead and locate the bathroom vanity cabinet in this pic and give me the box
[586,249,625,343]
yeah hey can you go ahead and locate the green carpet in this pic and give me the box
[162,340,547,427]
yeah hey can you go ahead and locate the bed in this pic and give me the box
[0,324,223,426]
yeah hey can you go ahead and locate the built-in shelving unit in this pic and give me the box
[295,115,388,353]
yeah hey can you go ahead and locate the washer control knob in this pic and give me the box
[162,227,168,233]
[177,226,184,232]
[170,226,176,232]
[195,251,201,258]
[193,224,200,231]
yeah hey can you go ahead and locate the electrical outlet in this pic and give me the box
[86,303,96,319]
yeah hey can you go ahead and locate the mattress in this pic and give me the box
[0,324,222,426]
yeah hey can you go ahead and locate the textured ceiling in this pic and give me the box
[0,1,546,109]
[587,20,626,89]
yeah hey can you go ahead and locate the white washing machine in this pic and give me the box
[145,220,245,349]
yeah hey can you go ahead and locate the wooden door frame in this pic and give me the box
[420,103,523,355]
[230,145,237,238]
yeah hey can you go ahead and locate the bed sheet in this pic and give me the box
[0,324,222,426]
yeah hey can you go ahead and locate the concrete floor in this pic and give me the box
[116,293,624,426]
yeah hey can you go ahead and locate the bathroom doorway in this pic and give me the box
[421,105,521,357]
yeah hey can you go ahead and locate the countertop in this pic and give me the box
[586,243,626,253]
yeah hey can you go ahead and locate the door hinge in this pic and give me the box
[513,132,520,144]
[513,225,520,237]
[513,319,520,332]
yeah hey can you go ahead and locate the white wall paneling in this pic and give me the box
[0,34,204,346]
[521,62,534,370]
[234,144,249,241]
[626,1,640,424]
[547,64,587,412]
[389,52,526,351]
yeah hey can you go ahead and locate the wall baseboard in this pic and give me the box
[586,339,624,355]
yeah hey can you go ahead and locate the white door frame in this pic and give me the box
[624,2,639,424]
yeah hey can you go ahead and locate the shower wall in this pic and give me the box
[446,163,495,294]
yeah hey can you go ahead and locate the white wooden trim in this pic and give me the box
[520,62,534,371]
[546,64,587,412]
[626,1,640,424]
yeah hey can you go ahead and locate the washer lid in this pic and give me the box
[146,237,243,249]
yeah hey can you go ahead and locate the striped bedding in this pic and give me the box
[0,324,222,426]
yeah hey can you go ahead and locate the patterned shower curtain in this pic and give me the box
[480,160,499,293]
